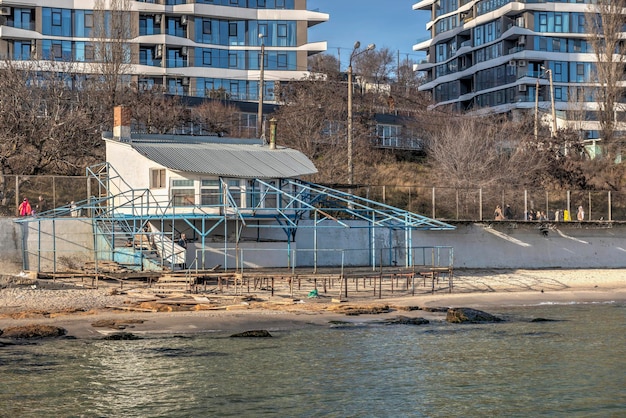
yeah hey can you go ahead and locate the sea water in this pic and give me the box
[1,303,624,417]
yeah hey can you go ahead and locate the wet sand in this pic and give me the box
[1,269,625,339]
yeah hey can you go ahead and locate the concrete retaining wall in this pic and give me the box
[8,217,626,271]
[0,218,24,274]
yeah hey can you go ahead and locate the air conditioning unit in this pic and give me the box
[182,77,190,86]
[154,14,161,24]
[180,15,188,25]
[154,44,163,58]
[516,16,525,27]
[518,60,527,67]
[181,46,188,56]
[508,60,517,67]
[518,84,527,92]
[0,6,11,16]
[518,35,526,46]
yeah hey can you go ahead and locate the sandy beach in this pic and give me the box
[1,269,625,339]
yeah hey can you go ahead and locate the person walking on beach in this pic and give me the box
[494,205,505,221]
[35,195,46,214]
[504,204,513,220]
[18,197,32,216]
[178,233,188,269]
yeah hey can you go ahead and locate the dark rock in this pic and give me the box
[394,306,421,311]
[0,324,67,339]
[530,318,558,322]
[91,319,145,329]
[446,308,503,324]
[422,306,449,313]
[102,332,142,340]
[385,316,430,325]
[230,330,272,338]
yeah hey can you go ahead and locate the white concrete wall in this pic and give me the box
[415,222,626,269]
[0,218,24,273]
[10,217,626,272]
[20,217,94,272]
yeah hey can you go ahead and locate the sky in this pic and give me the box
[307,0,431,69]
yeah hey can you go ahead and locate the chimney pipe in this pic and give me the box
[113,105,132,141]
[269,117,277,150]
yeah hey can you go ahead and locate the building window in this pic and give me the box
[277,53,288,68]
[201,21,211,35]
[229,53,237,67]
[229,22,237,37]
[226,179,242,207]
[85,45,95,61]
[52,11,62,26]
[53,43,62,59]
[150,169,166,189]
[171,179,195,206]
[203,50,212,65]
[201,179,221,205]
[277,24,287,38]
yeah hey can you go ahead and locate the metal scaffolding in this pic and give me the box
[17,162,455,273]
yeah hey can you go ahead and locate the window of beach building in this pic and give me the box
[225,179,242,207]
[201,179,221,206]
[150,168,166,189]
[171,179,195,206]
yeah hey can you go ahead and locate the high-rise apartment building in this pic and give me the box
[413,0,623,141]
[0,0,328,103]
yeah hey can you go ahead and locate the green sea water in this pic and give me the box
[1,303,624,417]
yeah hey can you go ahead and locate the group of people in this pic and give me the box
[493,204,514,221]
[494,204,586,221]
[17,195,46,217]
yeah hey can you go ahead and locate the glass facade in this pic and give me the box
[414,0,620,136]
[1,1,327,102]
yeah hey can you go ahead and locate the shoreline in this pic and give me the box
[1,268,625,340]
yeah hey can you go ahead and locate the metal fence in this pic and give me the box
[1,175,92,217]
[351,185,626,222]
[4,174,626,222]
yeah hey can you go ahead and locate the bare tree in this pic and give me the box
[130,90,188,134]
[308,54,342,80]
[425,113,546,189]
[91,0,134,108]
[586,0,626,153]
[352,47,395,90]
[190,100,241,136]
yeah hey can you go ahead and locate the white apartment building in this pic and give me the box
[413,0,626,141]
[0,0,328,103]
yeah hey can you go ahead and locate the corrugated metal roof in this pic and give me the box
[131,142,318,179]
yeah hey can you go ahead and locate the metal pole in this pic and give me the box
[257,35,265,139]
[347,63,354,185]
[534,77,539,141]
[548,69,557,137]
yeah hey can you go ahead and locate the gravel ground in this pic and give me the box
[0,287,129,314]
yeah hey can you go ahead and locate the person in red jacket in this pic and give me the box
[18,197,32,216]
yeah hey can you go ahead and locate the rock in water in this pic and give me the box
[230,330,272,338]
[1,324,67,339]
[102,332,142,340]
[384,316,430,325]
[446,308,502,324]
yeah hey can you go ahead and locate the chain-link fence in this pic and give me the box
[4,175,625,222]
[1,175,92,217]
[353,185,625,221]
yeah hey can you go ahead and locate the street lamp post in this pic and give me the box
[258,33,265,139]
[347,41,375,186]
[538,65,557,138]
[534,66,558,139]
